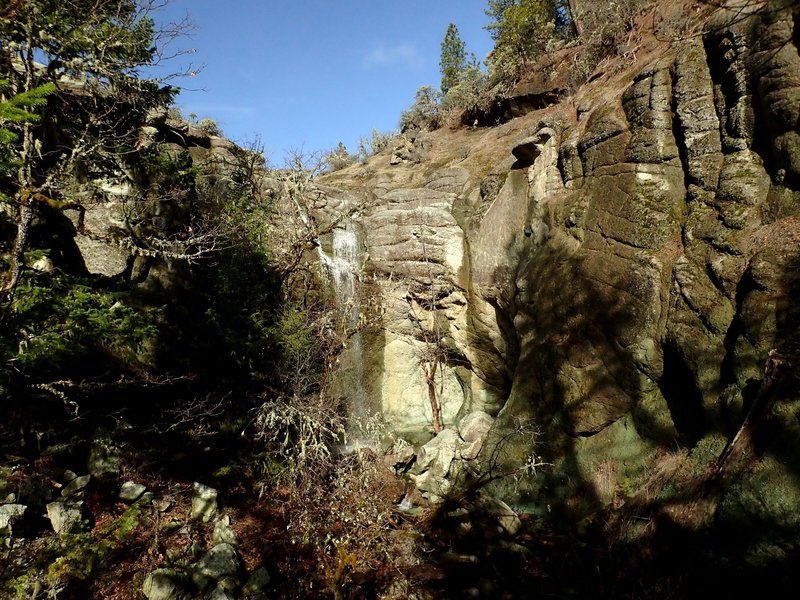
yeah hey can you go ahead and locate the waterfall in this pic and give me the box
[317,223,374,439]
[318,226,359,316]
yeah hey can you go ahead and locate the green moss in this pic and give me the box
[718,455,800,567]
[46,505,144,586]
[686,433,727,479]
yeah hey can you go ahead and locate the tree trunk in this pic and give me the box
[424,360,443,434]
[3,196,34,294]
[710,350,791,484]
[3,17,37,297]
[566,0,582,37]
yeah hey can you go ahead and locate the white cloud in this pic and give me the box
[362,42,423,69]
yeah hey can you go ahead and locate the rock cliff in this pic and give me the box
[313,0,800,564]
[39,0,790,580]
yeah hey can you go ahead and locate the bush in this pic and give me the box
[322,142,358,172]
[399,85,441,132]
[357,129,396,161]
[196,117,222,136]
[441,65,491,118]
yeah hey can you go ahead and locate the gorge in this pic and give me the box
[2,1,800,598]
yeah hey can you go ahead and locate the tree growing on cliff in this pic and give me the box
[484,0,583,83]
[488,0,557,81]
[439,23,468,94]
[0,0,182,294]
[484,0,517,41]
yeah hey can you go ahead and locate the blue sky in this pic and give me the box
[149,1,494,163]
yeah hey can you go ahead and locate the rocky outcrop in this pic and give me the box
[315,0,800,564]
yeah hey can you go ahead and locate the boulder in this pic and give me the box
[61,474,91,499]
[458,411,494,444]
[119,481,147,503]
[190,543,243,592]
[242,567,271,596]
[46,501,84,534]
[212,515,239,546]
[142,568,191,600]
[412,429,462,499]
[458,411,494,461]
[191,482,218,523]
[0,504,26,536]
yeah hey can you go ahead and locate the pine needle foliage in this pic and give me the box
[440,23,468,94]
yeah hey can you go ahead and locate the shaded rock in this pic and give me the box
[208,586,236,600]
[191,482,218,522]
[142,568,191,600]
[119,481,147,503]
[87,436,120,476]
[190,543,243,592]
[212,515,239,546]
[61,474,91,499]
[475,495,521,536]
[242,567,271,596]
[0,504,26,536]
[46,501,84,534]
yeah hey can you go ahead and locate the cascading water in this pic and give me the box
[317,223,372,443]
[318,226,359,316]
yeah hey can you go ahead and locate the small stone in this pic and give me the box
[190,482,218,522]
[190,543,242,592]
[31,256,55,272]
[154,499,173,513]
[46,501,84,534]
[208,585,235,600]
[242,567,271,595]
[61,474,91,499]
[216,576,238,592]
[119,481,147,503]
[0,504,26,535]
[142,568,190,600]
[212,515,239,546]
[62,470,78,483]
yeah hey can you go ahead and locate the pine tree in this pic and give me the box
[439,23,468,95]
[0,79,55,200]
[486,0,558,82]
[484,0,517,42]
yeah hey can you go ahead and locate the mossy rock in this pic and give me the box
[718,455,800,567]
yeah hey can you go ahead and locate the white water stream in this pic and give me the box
[318,226,359,320]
